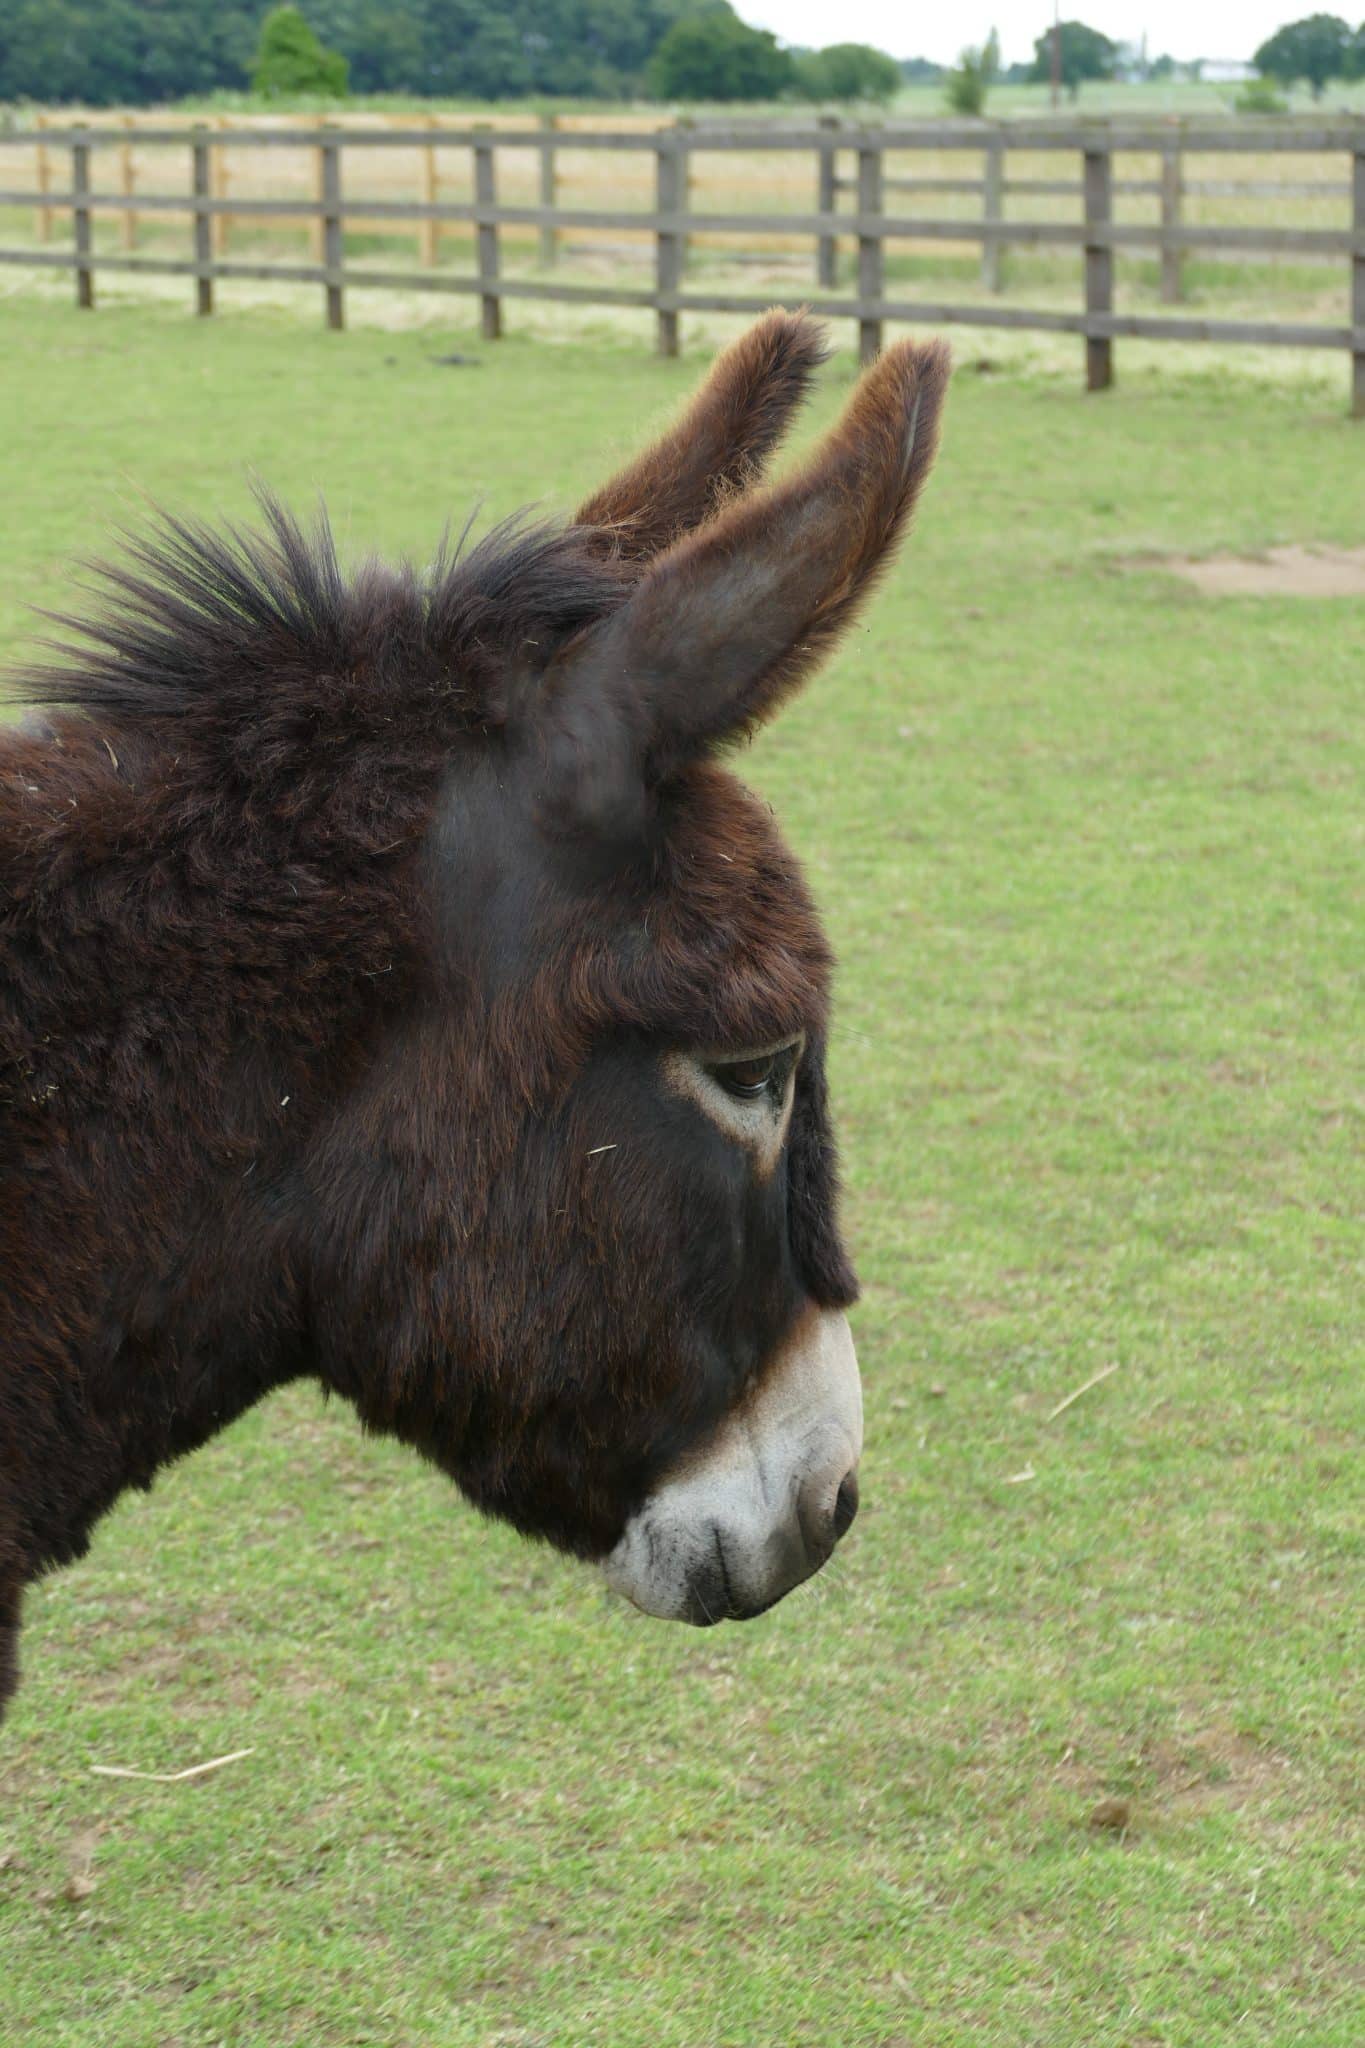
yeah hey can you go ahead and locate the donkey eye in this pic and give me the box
[715,1056,776,1099]
[708,1042,799,1101]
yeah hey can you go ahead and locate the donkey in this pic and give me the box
[0,313,948,1719]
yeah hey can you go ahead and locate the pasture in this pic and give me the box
[0,298,1361,2046]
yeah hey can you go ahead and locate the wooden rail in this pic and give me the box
[4,118,1363,412]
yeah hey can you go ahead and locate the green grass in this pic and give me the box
[1,299,1362,2047]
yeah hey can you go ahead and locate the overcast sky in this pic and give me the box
[739,2,1296,67]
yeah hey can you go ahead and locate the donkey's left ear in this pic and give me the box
[575,309,827,565]
[551,337,949,799]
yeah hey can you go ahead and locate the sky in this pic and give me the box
[738,2,1301,68]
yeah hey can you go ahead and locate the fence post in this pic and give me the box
[191,127,213,317]
[1160,143,1183,305]
[310,120,325,262]
[72,127,94,311]
[35,112,52,243]
[678,117,698,268]
[119,115,137,251]
[1353,147,1365,418]
[474,134,501,341]
[320,128,344,332]
[538,113,557,268]
[981,129,1004,292]
[856,141,883,366]
[419,118,439,268]
[212,117,232,258]
[655,133,684,358]
[1082,144,1113,392]
[816,113,839,288]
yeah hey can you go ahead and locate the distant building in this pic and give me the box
[1201,60,1257,83]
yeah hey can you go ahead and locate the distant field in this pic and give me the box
[0,299,1361,2046]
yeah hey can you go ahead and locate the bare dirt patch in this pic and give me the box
[1164,544,1365,598]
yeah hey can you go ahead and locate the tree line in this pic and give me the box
[1253,14,1365,95]
[0,0,899,107]
[6,1,1364,111]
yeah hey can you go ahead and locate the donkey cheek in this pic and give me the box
[599,1308,862,1626]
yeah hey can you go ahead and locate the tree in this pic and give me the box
[0,0,767,106]
[251,5,349,96]
[0,0,258,106]
[647,6,792,101]
[791,43,902,104]
[1028,19,1117,97]
[944,29,999,115]
[1253,15,1350,97]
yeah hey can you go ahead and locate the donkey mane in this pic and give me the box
[12,496,632,741]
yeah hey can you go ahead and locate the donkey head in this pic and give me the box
[300,316,949,1624]
[13,315,947,1642]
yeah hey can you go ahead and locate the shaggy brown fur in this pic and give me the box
[0,313,948,1716]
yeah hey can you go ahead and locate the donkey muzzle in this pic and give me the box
[602,1310,863,1625]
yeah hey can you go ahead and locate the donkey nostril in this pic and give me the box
[832,1472,860,1540]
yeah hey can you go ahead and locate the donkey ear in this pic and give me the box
[556,337,949,793]
[575,310,828,565]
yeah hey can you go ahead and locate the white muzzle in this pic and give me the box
[602,1309,863,1624]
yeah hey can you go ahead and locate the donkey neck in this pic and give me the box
[0,720,423,1581]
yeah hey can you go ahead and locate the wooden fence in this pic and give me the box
[4,118,1364,413]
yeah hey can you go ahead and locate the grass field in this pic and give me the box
[0,298,1362,2047]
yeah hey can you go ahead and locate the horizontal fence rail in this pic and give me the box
[3,117,1363,412]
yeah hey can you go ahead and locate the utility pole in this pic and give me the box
[1051,2,1062,109]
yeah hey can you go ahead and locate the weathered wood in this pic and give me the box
[119,116,137,251]
[310,121,325,262]
[816,114,839,288]
[1183,178,1349,199]
[24,118,1365,155]
[191,129,213,317]
[320,132,344,331]
[1354,151,1365,418]
[212,118,231,258]
[6,244,1361,356]
[1083,147,1113,391]
[655,137,684,357]
[35,114,53,243]
[72,130,93,310]
[419,119,439,268]
[474,136,501,340]
[12,189,1358,257]
[981,134,1004,293]
[1160,145,1183,305]
[539,114,557,268]
[856,143,883,365]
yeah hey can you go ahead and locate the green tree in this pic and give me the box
[0,0,257,106]
[791,43,902,103]
[1028,19,1117,97]
[647,5,792,101]
[944,28,999,115]
[1253,14,1350,97]
[0,0,754,106]
[251,5,349,96]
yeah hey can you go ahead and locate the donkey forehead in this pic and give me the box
[425,750,832,1045]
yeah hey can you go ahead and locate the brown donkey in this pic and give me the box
[0,314,948,1719]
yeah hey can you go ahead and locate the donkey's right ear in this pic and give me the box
[576,310,827,565]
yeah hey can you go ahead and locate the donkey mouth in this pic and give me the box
[602,1310,863,1625]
